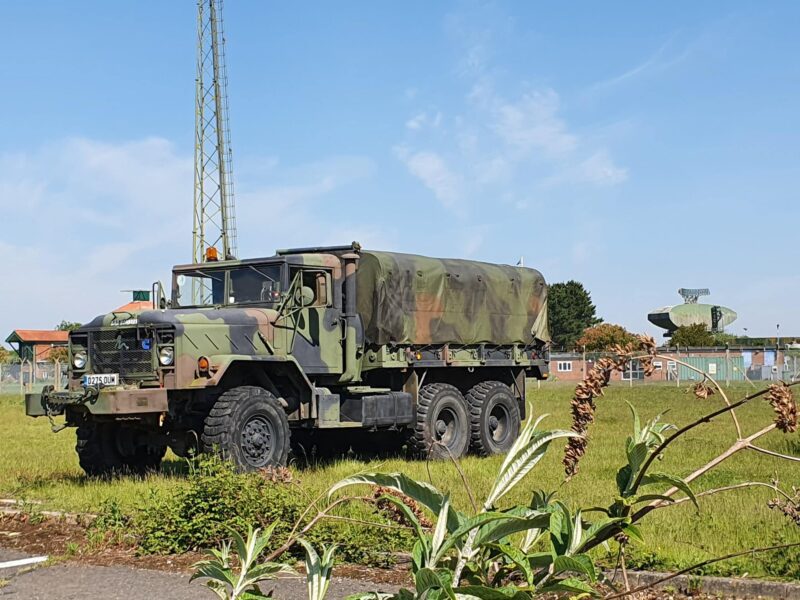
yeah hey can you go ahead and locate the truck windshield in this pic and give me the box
[172,264,283,307]
[174,270,226,307]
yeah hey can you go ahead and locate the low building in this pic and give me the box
[550,346,796,383]
[4,330,69,364]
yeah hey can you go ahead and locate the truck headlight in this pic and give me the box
[73,350,87,370]
[158,346,175,366]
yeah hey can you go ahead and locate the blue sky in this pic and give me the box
[1,1,798,341]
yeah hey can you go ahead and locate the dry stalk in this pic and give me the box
[656,481,788,508]
[604,542,800,599]
[576,379,800,556]
[264,495,372,562]
[653,353,741,437]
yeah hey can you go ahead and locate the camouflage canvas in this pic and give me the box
[356,251,549,346]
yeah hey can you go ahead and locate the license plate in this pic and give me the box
[82,373,119,387]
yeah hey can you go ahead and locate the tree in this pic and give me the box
[0,347,19,364]
[548,281,602,350]
[576,323,636,352]
[670,323,715,347]
[49,346,69,364]
[55,320,82,331]
[712,332,737,346]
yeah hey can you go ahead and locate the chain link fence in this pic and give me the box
[0,361,68,395]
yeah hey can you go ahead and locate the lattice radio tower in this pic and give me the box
[193,0,238,264]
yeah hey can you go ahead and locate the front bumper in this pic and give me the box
[25,386,168,417]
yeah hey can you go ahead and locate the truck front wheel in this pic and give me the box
[467,381,520,456]
[76,422,166,477]
[413,383,470,459]
[202,386,290,470]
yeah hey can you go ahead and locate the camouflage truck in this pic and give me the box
[26,243,550,475]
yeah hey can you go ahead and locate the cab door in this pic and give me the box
[285,268,342,374]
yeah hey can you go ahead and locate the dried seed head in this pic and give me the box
[768,487,800,527]
[564,335,659,480]
[692,381,715,400]
[374,486,433,529]
[766,384,797,434]
[258,465,294,483]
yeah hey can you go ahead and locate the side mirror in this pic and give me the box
[294,285,315,307]
[153,280,169,310]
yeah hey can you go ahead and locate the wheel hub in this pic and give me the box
[489,404,510,444]
[433,406,460,447]
[241,415,273,466]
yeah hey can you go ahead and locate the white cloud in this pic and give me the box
[577,152,628,186]
[544,151,629,188]
[406,113,427,131]
[405,111,442,131]
[490,90,578,158]
[587,33,694,93]
[394,146,462,208]
[474,156,512,185]
[396,78,628,203]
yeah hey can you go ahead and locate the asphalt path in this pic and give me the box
[0,548,396,599]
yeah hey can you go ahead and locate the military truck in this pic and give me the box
[26,243,550,475]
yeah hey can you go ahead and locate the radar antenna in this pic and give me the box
[678,288,710,304]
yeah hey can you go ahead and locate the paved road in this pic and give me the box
[0,548,395,599]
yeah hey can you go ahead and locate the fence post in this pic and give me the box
[725,345,730,388]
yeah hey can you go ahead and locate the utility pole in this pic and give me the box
[193,0,238,265]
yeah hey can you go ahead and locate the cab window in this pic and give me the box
[228,265,283,305]
[290,269,331,307]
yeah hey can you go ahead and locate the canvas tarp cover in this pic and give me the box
[355,251,549,346]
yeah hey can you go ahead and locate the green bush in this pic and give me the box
[92,455,410,564]
[131,456,304,555]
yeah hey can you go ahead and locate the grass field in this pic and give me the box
[1,382,799,578]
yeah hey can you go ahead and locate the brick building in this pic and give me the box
[4,330,69,364]
[550,346,796,383]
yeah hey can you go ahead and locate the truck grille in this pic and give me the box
[89,329,153,379]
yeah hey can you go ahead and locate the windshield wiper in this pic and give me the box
[182,269,225,283]
[247,265,277,282]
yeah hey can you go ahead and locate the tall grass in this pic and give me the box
[1,382,798,578]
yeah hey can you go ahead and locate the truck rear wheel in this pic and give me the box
[467,381,520,456]
[202,386,290,471]
[413,383,470,459]
[76,422,166,477]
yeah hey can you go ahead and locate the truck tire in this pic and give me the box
[76,422,165,477]
[466,381,520,456]
[413,383,470,459]
[202,386,290,470]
